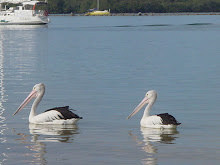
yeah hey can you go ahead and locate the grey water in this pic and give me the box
[1,15,220,165]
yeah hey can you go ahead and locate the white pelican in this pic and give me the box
[127,90,181,129]
[13,83,82,124]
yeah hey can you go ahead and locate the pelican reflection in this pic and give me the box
[29,123,79,143]
[13,129,47,164]
[141,127,179,144]
[129,127,179,165]
[13,124,79,164]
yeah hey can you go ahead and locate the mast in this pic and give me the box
[97,0,99,10]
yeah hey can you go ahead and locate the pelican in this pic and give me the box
[127,90,181,129]
[13,83,82,124]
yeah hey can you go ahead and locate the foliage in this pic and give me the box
[47,0,220,14]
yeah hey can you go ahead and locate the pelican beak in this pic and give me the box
[127,97,149,119]
[13,89,37,116]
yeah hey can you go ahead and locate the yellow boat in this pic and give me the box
[85,0,110,16]
[85,9,110,16]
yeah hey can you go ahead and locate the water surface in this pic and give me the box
[1,15,220,165]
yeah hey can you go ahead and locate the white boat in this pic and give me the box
[0,0,49,25]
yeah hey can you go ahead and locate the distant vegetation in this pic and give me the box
[48,0,220,14]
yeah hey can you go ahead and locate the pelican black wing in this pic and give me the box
[45,106,82,119]
[157,113,181,125]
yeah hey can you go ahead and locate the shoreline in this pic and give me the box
[49,12,220,16]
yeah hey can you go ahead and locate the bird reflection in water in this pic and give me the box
[29,123,79,143]
[13,124,79,164]
[129,127,179,165]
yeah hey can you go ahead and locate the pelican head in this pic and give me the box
[33,83,45,94]
[13,83,45,116]
[127,90,157,119]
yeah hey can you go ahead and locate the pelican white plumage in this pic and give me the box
[13,83,82,124]
[127,90,180,129]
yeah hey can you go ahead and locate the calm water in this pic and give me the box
[1,15,220,165]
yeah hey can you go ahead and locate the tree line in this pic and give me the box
[47,0,220,14]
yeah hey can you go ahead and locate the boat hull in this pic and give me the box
[85,10,110,16]
[0,15,49,25]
